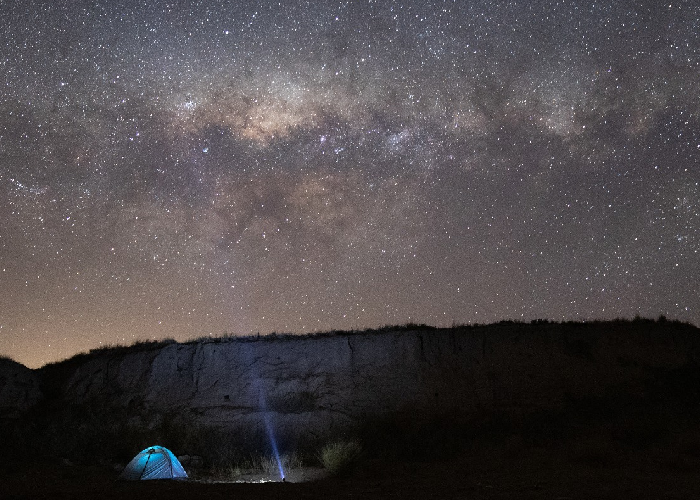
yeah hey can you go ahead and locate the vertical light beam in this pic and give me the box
[243,344,286,480]
[263,411,285,480]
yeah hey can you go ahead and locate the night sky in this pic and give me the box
[1,1,698,368]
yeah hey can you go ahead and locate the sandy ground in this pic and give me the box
[3,444,700,500]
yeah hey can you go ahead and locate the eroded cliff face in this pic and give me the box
[0,358,42,418]
[38,322,700,448]
[54,332,433,442]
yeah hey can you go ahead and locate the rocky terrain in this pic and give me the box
[2,319,700,466]
[0,356,42,418]
[2,319,700,497]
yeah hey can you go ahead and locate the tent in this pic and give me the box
[119,445,188,480]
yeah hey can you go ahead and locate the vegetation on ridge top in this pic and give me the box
[34,315,696,371]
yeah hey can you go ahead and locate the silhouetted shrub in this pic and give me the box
[319,440,362,476]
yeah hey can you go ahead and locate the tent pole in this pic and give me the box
[140,450,153,480]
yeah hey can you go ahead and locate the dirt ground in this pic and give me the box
[3,443,700,500]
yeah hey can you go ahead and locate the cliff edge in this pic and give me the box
[3,319,699,463]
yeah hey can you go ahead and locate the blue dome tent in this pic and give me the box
[119,445,188,480]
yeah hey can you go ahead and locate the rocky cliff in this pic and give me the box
[3,320,699,461]
[29,321,700,450]
[0,357,42,418]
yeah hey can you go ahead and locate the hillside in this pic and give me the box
[1,318,698,469]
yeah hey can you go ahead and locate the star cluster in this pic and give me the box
[1,1,698,367]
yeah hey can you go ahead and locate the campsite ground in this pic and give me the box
[3,439,700,499]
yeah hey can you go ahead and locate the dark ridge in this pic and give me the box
[36,316,696,373]
[0,355,29,370]
[3,315,699,487]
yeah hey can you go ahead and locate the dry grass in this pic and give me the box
[319,440,362,476]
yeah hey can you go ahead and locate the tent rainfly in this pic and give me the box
[119,445,188,480]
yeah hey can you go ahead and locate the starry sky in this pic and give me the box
[1,1,698,368]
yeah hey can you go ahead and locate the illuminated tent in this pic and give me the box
[119,445,188,480]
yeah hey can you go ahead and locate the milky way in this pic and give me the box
[1,1,698,367]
